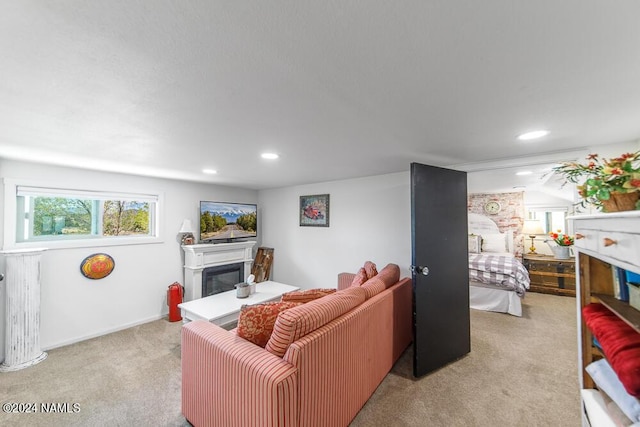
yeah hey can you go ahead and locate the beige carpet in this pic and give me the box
[351,292,580,426]
[0,292,579,426]
[0,319,186,427]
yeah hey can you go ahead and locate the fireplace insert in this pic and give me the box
[202,262,244,297]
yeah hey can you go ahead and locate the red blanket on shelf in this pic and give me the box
[583,303,640,397]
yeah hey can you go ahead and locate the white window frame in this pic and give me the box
[3,178,164,250]
[525,205,570,234]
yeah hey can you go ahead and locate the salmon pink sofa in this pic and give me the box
[181,263,412,427]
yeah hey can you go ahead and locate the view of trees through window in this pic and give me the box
[102,200,150,236]
[32,197,150,237]
[34,197,92,236]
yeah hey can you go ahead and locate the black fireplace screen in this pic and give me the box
[202,263,244,297]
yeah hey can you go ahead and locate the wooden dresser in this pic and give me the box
[570,211,640,425]
[522,254,576,297]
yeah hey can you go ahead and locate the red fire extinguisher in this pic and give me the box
[167,282,184,322]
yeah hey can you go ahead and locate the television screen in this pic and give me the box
[199,201,257,243]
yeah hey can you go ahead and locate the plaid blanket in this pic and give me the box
[468,254,530,297]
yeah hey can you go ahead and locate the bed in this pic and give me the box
[468,213,530,317]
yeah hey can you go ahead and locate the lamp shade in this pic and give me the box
[522,219,544,236]
[179,219,194,234]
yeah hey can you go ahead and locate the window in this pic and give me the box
[8,183,162,248]
[526,207,568,234]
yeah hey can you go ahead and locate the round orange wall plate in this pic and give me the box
[80,253,115,280]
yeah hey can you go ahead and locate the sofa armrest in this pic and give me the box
[337,272,355,290]
[182,321,298,427]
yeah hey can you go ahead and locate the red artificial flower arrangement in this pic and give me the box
[548,230,574,247]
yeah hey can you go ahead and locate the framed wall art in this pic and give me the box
[299,194,330,227]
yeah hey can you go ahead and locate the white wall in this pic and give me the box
[0,159,257,354]
[258,172,411,289]
[523,190,574,209]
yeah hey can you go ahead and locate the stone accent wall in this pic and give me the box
[468,192,525,259]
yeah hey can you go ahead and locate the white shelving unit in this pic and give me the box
[570,211,640,426]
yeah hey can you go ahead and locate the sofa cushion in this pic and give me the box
[281,288,337,303]
[351,263,401,298]
[376,263,401,288]
[359,264,401,299]
[351,267,368,287]
[237,301,302,348]
[361,277,387,299]
[364,261,378,279]
[265,286,367,357]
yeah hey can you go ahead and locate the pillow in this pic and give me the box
[468,234,481,254]
[364,261,378,279]
[375,263,401,288]
[281,288,336,303]
[351,267,368,286]
[586,358,640,422]
[236,301,302,347]
[482,233,507,253]
[361,277,386,299]
[265,286,366,357]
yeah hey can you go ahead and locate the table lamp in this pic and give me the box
[522,219,544,254]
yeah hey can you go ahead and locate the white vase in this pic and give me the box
[552,246,571,260]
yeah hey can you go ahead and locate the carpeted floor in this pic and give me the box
[0,292,579,426]
[351,292,580,426]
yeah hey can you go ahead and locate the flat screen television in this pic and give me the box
[199,201,257,243]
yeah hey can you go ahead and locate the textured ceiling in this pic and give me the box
[1,1,640,190]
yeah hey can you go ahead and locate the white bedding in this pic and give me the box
[469,283,522,317]
[468,253,530,297]
[468,213,526,317]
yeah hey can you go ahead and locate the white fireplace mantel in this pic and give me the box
[182,241,256,301]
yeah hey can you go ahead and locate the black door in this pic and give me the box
[411,162,470,377]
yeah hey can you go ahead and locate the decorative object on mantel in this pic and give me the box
[551,151,640,212]
[251,247,274,283]
[80,253,115,279]
[522,219,544,254]
[300,194,330,227]
[178,219,195,245]
[546,230,574,260]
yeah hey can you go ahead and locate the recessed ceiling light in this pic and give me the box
[516,171,533,176]
[202,169,217,174]
[261,153,279,160]
[518,130,549,141]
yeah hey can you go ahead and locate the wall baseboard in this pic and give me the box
[42,314,166,351]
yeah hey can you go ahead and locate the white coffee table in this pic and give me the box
[178,281,299,326]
